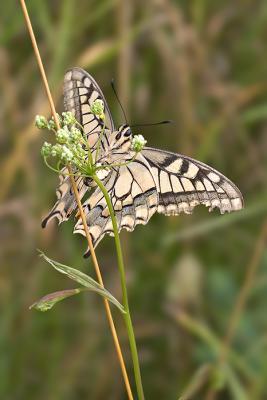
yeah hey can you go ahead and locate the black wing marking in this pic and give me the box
[42,68,114,228]
[74,154,158,257]
[142,147,244,215]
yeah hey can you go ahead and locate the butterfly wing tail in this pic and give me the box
[42,174,87,228]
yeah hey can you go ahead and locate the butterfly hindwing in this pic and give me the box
[74,153,158,257]
[41,169,88,227]
[142,147,244,215]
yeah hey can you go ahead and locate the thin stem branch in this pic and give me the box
[95,121,106,163]
[93,173,145,400]
[96,152,138,170]
[19,1,133,399]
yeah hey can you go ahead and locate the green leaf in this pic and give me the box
[38,251,126,313]
[30,288,84,312]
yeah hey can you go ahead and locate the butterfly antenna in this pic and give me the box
[131,120,173,128]
[111,79,128,125]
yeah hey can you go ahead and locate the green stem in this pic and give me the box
[43,158,89,178]
[76,121,94,165]
[95,122,105,163]
[92,174,145,400]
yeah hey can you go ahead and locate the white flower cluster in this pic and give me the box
[35,115,48,129]
[35,111,77,131]
[56,126,70,144]
[131,135,147,152]
[47,114,62,130]
[62,111,77,126]
[41,142,52,157]
[37,111,85,168]
[69,126,82,143]
[36,101,148,176]
[61,145,74,162]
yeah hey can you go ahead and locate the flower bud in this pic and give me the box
[48,113,62,130]
[60,145,74,162]
[69,126,82,143]
[51,144,62,157]
[35,115,48,129]
[56,126,70,144]
[90,99,105,119]
[41,142,52,157]
[131,135,147,152]
[62,111,76,126]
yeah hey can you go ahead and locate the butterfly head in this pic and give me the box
[110,124,132,152]
[116,124,132,139]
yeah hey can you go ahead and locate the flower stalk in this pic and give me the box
[92,174,145,400]
[35,108,147,399]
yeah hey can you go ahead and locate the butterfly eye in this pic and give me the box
[124,128,132,137]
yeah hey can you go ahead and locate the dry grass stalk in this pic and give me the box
[19,1,133,398]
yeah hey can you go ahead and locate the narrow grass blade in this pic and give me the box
[225,365,249,400]
[179,363,212,400]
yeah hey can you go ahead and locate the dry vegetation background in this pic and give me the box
[1,0,267,399]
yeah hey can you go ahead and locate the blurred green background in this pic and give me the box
[1,1,267,399]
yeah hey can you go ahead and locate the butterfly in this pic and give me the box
[42,67,244,257]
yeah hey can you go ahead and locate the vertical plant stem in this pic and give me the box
[93,173,145,400]
[19,1,134,399]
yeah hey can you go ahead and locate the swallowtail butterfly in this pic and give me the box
[42,68,244,257]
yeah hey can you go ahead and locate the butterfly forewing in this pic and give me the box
[42,68,115,228]
[142,147,244,215]
[64,67,114,141]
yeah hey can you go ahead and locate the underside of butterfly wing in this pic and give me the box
[64,67,114,148]
[42,68,115,228]
[142,147,244,216]
[74,154,159,257]
[42,68,244,257]
[42,169,88,228]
